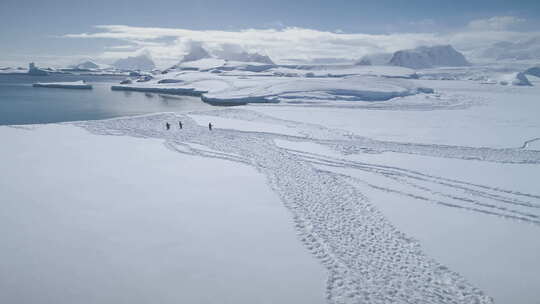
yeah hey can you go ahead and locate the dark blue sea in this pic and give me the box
[0,74,212,125]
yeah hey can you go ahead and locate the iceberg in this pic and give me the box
[27,62,49,76]
[111,71,433,105]
[498,72,532,86]
[33,80,93,89]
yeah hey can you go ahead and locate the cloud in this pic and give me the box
[63,25,441,66]
[467,16,525,31]
[60,17,539,67]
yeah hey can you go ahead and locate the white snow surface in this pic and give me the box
[254,79,540,148]
[273,139,540,304]
[0,123,326,304]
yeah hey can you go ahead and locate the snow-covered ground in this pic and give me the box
[1,62,539,303]
[252,79,540,148]
[0,124,326,304]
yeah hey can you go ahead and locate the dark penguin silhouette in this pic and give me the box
[179,121,183,129]
[208,122,213,131]
[165,122,170,130]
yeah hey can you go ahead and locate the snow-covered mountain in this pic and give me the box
[389,45,470,69]
[113,54,156,71]
[356,53,393,66]
[481,37,540,61]
[525,66,540,77]
[178,42,212,63]
[71,60,100,70]
[214,50,274,64]
[212,43,275,64]
[169,43,276,72]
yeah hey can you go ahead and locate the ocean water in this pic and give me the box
[0,74,213,125]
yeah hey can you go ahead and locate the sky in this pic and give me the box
[1,0,539,67]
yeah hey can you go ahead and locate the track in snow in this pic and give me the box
[74,109,539,303]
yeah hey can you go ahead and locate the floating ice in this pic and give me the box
[33,80,92,89]
[112,71,433,105]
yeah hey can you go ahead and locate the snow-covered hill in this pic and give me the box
[390,45,470,69]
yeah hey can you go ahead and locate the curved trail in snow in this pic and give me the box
[191,108,540,164]
[73,109,539,304]
[287,149,540,225]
